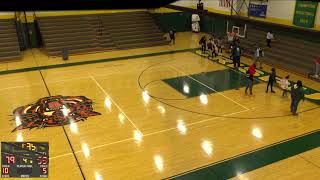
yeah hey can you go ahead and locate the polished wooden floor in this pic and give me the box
[0,32,320,180]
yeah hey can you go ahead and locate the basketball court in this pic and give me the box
[0,32,320,179]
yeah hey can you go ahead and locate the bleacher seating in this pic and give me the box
[0,19,21,61]
[240,27,320,75]
[37,11,168,56]
[37,15,100,56]
[100,11,168,49]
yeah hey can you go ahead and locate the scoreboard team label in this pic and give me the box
[1,142,49,178]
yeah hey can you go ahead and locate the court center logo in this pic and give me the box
[12,95,101,132]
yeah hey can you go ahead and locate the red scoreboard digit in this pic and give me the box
[1,142,49,178]
[41,167,47,174]
[2,167,9,174]
[5,156,15,164]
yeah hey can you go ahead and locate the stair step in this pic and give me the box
[48,47,100,56]
[0,54,21,62]
[42,31,95,39]
[46,43,99,51]
[46,39,97,47]
[44,35,96,43]
[117,40,168,49]
[107,26,160,33]
[39,23,89,31]
[112,32,164,41]
[114,36,166,44]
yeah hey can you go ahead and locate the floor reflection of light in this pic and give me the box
[236,171,248,180]
[15,116,21,127]
[142,90,150,103]
[177,120,187,135]
[201,140,213,156]
[133,130,143,143]
[69,120,78,134]
[118,113,125,124]
[157,105,166,114]
[16,133,23,142]
[82,143,90,158]
[252,128,263,139]
[62,105,70,117]
[104,97,112,111]
[154,155,164,172]
[183,84,190,94]
[95,171,103,180]
[199,94,208,105]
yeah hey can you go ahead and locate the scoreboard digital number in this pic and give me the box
[1,142,49,178]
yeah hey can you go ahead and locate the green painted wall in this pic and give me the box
[152,12,228,37]
[151,12,192,32]
[153,8,319,43]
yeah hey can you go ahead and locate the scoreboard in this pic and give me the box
[1,142,49,178]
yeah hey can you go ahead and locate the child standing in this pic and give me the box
[199,36,207,53]
[245,63,256,95]
[280,75,290,97]
[266,68,276,93]
[169,29,176,45]
[207,38,214,58]
[254,46,264,69]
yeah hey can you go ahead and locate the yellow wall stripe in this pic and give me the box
[35,9,146,17]
[0,13,15,19]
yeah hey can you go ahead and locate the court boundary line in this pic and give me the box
[49,108,250,160]
[0,48,197,76]
[169,65,250,111]
[38,70,86,180]
[165,129,320,180]
[90,75,142,135]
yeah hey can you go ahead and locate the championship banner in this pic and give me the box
[248,2,268,18]
[293,0,318,28]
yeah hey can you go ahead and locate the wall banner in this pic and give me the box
[293,0,318,28]
[248,2,268,18]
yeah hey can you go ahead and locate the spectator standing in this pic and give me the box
[312,56,320,78]
[290,80,305,116]
[245,63,256,95]
[207,38,214,58]
[169,29,176,45]
[232,45,241,69]
[266,68,276,93]
[199,36,207,54]
[254,46,264,69]
[266,31,274,48]
[280,75,290,97]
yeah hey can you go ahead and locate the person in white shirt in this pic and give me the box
[254,46,264,69]
[280,75,290,97]
[266,31,274,48]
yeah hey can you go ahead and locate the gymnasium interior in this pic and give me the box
[0,0,320,179]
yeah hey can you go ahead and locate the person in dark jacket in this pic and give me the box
[199,36,207,53]
[290,80,305,115]
[232,45,241,69]
[169,29,176,45]
[266,68,276,93]
[207,38,214,58]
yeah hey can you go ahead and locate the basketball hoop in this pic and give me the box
[226,21,247,38]
[227,32,235,42]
